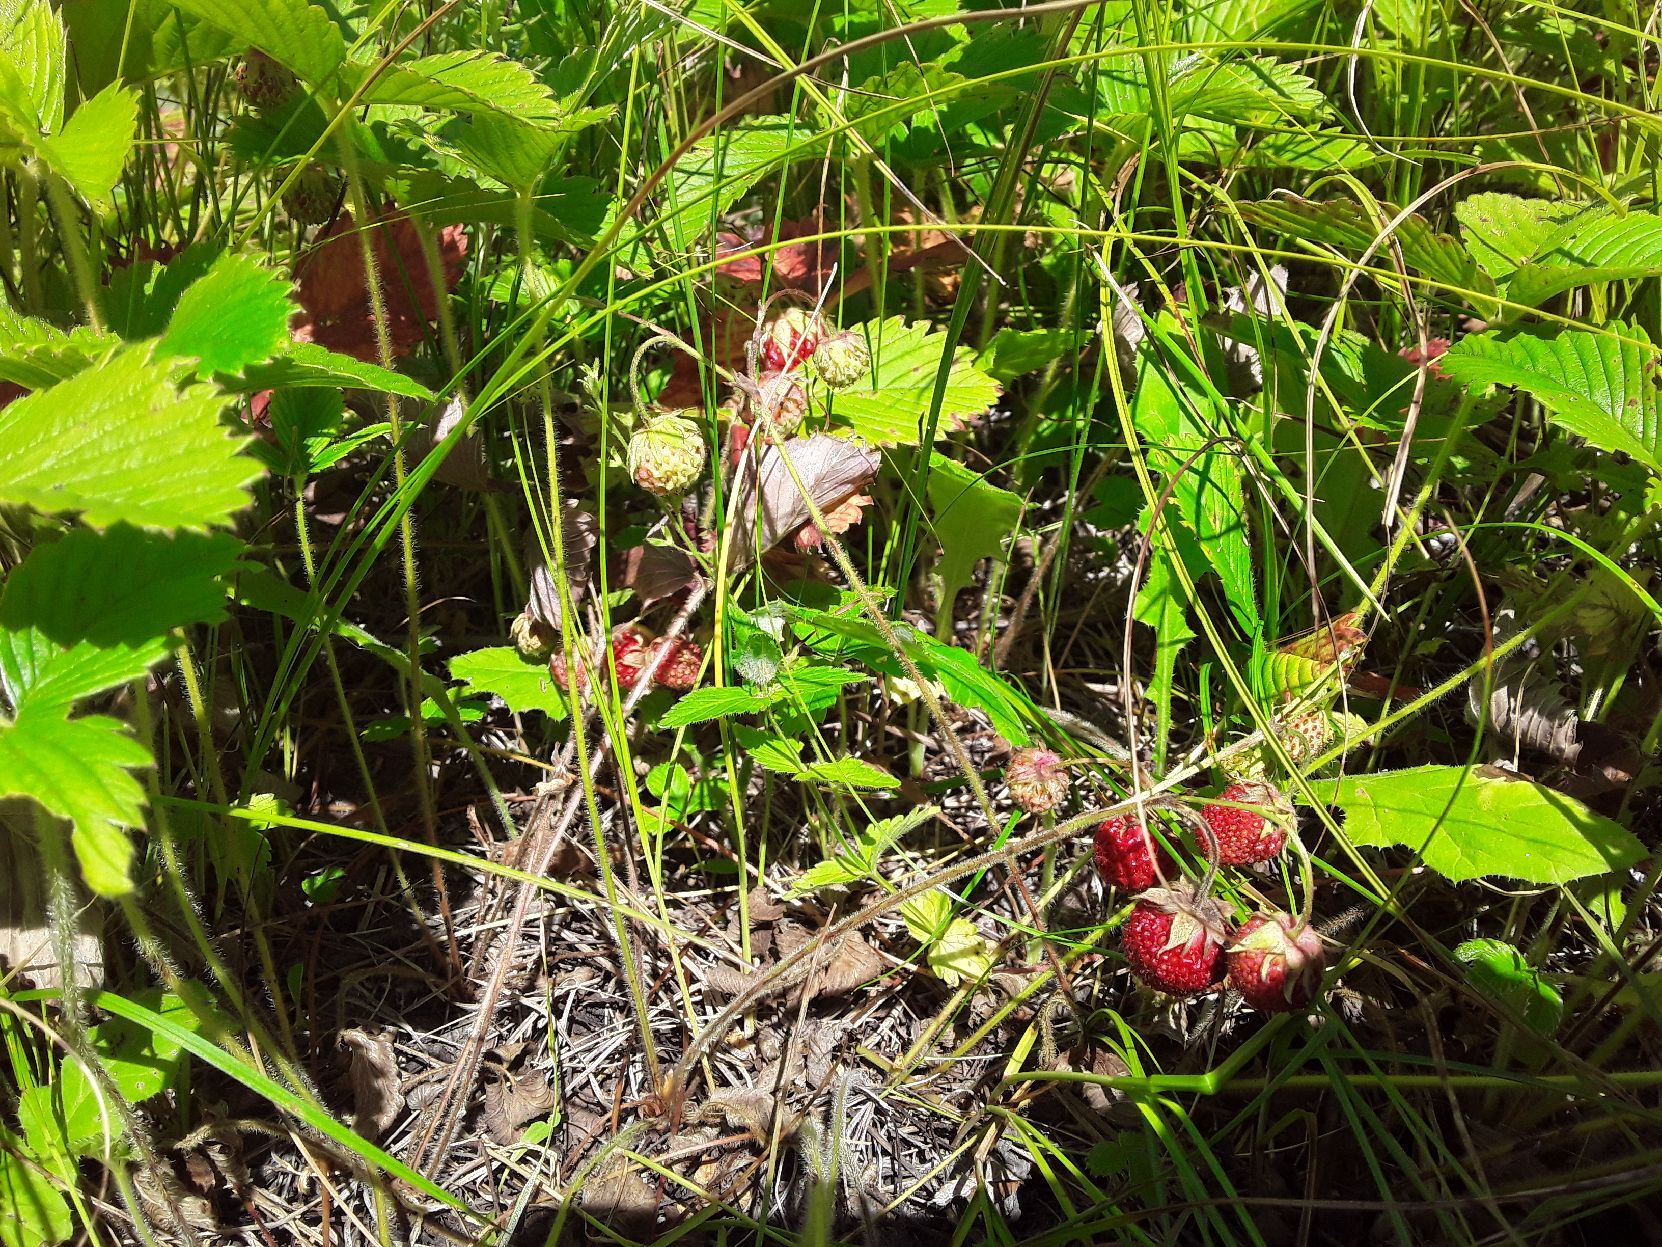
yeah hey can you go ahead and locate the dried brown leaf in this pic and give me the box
[582,1157,658,1234]
[340,1028,403,1141]
[732,434,881,563]
[482,1067,558,1144]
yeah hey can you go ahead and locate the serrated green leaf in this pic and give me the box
[230,341,435,400]
[166,0,345,86]
[657,115,802,250]
[789,855,870,894]
[355,50,558,119]
[1314,765,1644,883]
[927,453,1023,629]
[1454,938,1563,1036]
[821,318,1001,447]
[800,755,898,789]
[448,646,567,719]
[0,703,149,894]
[745,733,805,775]
[1504,210,1662,309]
[0,347,261,530]
[1439,326,1661,473]
[660,684,775,727]
[1239,127,1382,171]
[1454,193,1583,282]
[0,1140,72,1247]
[159,252,294,378]
[0,0,63,134]
[1132,343,1256,631]
[0,525,241,650]
[35,81,135,208]
[0,303,116,388]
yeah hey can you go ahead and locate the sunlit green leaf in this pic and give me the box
[1314,765,1644,884]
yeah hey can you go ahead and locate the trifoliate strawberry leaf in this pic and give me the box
[158,252,294,378]
[1439,325,1661,473]
[36,82,137,209]
[448,645,568,720]
[1314,764,1644,884]
[821,318,1001,447]
[0,346,260,530]
[0,701,150,894]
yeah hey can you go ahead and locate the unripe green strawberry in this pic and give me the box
[628,413,705,496]
[1006,747,1068,815]
[1200,780,1290,865]
[282,164,341,225]
[1093,813,1174,892]
[1277,708,1333,765]
[1121,883,1231,996]
[762,307,820,372]
[750,370,807,440]
[1227,912,1325,1012]
[812,329,870,391]
[510,609,554,660]
[235,49,298,111]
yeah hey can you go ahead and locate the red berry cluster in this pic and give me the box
[549,625,703,694]
[1092,783,1326,1011]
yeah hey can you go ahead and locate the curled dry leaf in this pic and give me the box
[482,1065,558,1144]
[716,212,842,294]
[293,206,467,362]
[523,503,598,633]
[1219,263,1288,392]
[731,433,882,564]
[339,1028,404,1141]
[413,393,493,492]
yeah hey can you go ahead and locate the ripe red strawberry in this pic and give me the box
[649,637,703,690]
[761,308,820,372]
[1200,780,1290,865]
[550,625,653,692]
[1093,814,1175,892]
[1227,912,1325,1012]
[1121,884,1231,996]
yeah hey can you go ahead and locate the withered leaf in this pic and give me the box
[482,1066,558,1144]
[582,1156,658,1234]
[731,434,881,564]
[524,502,598,631]
[340,1028,404,1141]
